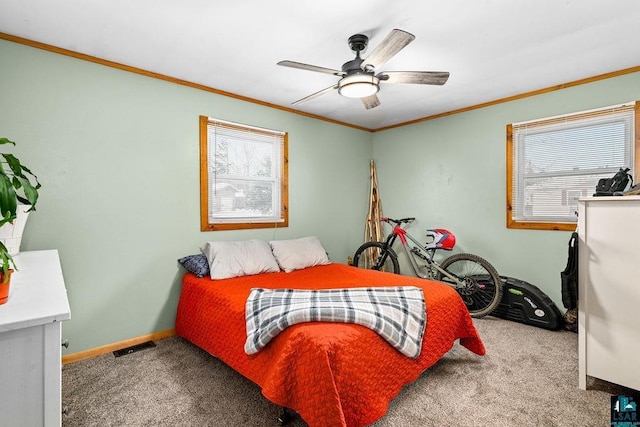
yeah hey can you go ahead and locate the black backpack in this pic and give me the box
[561,232,578,310]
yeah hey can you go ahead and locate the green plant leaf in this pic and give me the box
[12,176,23,189]
[0,210,13,228]
[0,161,8,179]
[1,154,41,187]
[2,153,24,178]
[0,174,17,219]
[0,240,16,279]
[14,176,38,207]
[0,138,16,146]
[19,164,41,189]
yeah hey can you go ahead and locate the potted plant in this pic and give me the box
[0,137,41,304]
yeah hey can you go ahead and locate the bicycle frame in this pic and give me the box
[380,219,467,289]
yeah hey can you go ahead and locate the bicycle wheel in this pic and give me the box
[352,242,400,274]
[436,253,502,317]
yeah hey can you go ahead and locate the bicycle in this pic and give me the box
[353,216,502,317]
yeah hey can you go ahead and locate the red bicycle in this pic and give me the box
[353,216,502,317]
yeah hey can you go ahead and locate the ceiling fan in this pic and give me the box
[277,29,450,110]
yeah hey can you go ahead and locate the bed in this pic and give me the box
[175,245,485,427]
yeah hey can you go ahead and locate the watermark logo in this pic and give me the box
[611,395,639,427]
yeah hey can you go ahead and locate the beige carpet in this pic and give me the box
[62,317,633,426]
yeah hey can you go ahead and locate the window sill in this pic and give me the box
[507,219,577,231]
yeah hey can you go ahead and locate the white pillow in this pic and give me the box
[269,236,330,273]
[201,240,280,280]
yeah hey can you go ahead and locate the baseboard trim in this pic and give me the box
[62,329,176,365]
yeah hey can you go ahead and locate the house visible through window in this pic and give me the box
[200,116,288,231]
[507,101,639,231]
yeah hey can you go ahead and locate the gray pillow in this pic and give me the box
[178,254,210,278]
[200,240,280,280]
[269,236,330,273]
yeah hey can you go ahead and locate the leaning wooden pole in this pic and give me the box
[365,160,383,244]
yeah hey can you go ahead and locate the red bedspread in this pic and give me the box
[175,263,485,427]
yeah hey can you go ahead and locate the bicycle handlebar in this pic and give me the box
[380,216,415,225]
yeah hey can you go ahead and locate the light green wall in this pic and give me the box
[372,71,640,309]
[4,36,640,354]
[0,39,373,354]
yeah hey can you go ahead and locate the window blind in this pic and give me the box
[511,102,635,223]
[207,119,285,223]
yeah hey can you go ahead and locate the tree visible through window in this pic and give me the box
[507,102,639,231]
[200,116,288,231]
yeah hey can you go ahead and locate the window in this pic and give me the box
[200,116,288,231]
[507,102,639,231]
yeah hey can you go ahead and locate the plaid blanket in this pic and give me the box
[245,286,426,358]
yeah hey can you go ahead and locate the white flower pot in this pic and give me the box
[0,206,31,255]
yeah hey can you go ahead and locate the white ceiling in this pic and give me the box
[1,0,639,130]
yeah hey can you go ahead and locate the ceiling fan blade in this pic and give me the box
[291,84,339,106]
[277,60,344,76]
[378,71,450,85]
[361,94,381,110]
[361,29,415,71]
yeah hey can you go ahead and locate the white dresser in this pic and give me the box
[0,250,71,426]
[577,196,640,391]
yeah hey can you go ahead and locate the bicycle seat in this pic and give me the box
[425,228,456,250]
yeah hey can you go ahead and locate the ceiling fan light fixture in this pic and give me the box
[338,73,380,98]
[278,29,446,109]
